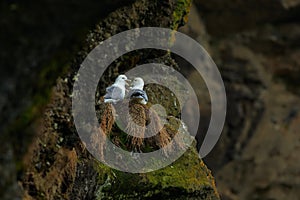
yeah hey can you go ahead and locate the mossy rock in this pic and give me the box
[17,0,221,199]
[94,144,219,200]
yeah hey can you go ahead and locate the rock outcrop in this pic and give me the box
[1,0,221,199]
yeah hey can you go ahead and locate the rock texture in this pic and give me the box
[180,2,300,200]
[0,0,135,134]
[1,0,221,200]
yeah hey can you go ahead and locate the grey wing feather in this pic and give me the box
[104,86,124,100]
[142,91,148,102]
[129,89,148,102]
[106,85,115,93]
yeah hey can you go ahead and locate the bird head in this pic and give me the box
[115,75,130,86]
[130,77,144,90]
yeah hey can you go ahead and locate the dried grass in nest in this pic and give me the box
[95,99,186,156]
[124,100,146,151]
[100,103,115,135]
[91,103,115,159]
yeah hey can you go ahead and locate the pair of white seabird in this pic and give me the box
[104,75,148,104]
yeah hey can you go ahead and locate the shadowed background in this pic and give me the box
[1,0,300,199]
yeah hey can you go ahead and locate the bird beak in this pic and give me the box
[125,79,131,86]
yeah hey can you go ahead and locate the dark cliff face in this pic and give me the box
[180,1,300,200]
[0,1,133,198]
[0,0,221,200]
[194,0,300,36]
[0,0,135,133]
[2,0,300,199]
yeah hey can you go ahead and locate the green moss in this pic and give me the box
[94,144,219,199]
[145,146,211,192]
[94,161,115,184]
[145,85,176,117]
[171,0,192,30]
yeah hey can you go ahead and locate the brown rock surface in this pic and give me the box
[180,2,300,200]
[1,0,221,199]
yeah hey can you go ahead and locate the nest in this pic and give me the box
[91,98,185,160]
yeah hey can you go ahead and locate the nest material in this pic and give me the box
[94,98,185,158]
[125,100,146,151]
[91,102,115,160]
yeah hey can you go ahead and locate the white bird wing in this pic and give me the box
[104,85,124,100]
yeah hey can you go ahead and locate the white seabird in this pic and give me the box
[104,75,129,104]
[128,77,148,105]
